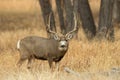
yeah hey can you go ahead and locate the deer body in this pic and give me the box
[17,36,68,68]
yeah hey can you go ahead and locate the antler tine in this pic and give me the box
[65,12,78,37]
[47,12,57,34]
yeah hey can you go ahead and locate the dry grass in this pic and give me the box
[0,0,120,80]
[0,0,40,13]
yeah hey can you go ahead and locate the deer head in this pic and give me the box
[46,13,78,51]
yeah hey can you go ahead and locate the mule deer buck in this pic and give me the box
[17,13,78,70]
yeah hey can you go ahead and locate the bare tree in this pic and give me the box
[97,0,114,41]
[78,0,96,40]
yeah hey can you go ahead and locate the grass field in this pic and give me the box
[0,0,120,80]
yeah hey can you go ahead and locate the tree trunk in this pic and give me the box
[64,0,74,34]
[73,0,78,14]
[97,0,114,41]
[55,0,65,34]
[113,0,120,25]
[38,0,56,37]
[78,0,96,40]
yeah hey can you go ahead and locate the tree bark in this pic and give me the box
[97,0,114,41]
[64,0,74,34]
[73,0,78,14]
[113,0,120,25]
[78,0,96,40]
[55,0,65,34]
[38,0,56,35]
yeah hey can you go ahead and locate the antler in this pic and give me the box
[47,12,57,35]
[65,13,78,37]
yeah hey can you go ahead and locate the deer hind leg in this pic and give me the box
[17,51,29,68]
[27,56,34,69]
[17,57,27,68]
[27,58,32,69]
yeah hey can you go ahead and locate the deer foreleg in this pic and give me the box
[48,58,53,68]
[55,62,59,71]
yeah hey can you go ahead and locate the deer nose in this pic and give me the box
[61,45,66,48]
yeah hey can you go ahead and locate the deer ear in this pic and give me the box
[66,34,73,40]
[53,34,60,41]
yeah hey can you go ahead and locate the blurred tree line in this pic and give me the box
[38,0,120,41]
